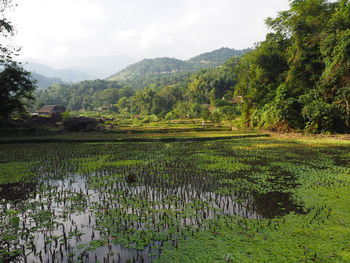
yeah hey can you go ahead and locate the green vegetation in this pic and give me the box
[188,47,251,67]
[0,65,36,124]
[108,48,249,81]
[159,138,350,262]
[34,48,247,120]
[108,57,194,81]
[1,0,350,261]
[34,79,126,111]
[235,0,350,133]
[0,133,349,262]
[0,0,36,126]
[31,0,350,134]
[0,161,33,184]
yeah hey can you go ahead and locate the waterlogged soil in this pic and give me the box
[0,138,348,262]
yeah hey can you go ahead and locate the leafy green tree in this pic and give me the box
[200,107,211,121]
[172,101,193,119]
[0,0,16,64]
[94,88,120,109]
[235,33,289,128]
[0,63,36,123]
[116,96,131,114]
[235,0,349,133]
[0,0,36,124]
[318,0,350,130]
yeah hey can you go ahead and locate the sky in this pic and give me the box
[8,0,291,63]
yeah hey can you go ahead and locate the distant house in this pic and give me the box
[37,105,65,119]
[231,96,244,104]
[221,95,244,105]
[97,104,114,112]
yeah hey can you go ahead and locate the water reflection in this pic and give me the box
[0,170,302,263]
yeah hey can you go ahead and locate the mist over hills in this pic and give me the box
[50,55,137,79]
[23,61,94,83]
[30,72,66,89]
[26,47,250,89]
[23,54,137,87]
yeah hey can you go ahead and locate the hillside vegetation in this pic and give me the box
[235,0,350,133]
[33,0,350,134]
[108,47,248,81]
[108,57,193,81]
[34,48,247,113]
[189,47,251,65]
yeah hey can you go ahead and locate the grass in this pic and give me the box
[0,130,261,144]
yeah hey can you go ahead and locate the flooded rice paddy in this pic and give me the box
[2,138,347,262]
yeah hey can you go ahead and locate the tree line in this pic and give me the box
[2,0,350,133]
[0,0,36,125]
[235,0,350,133]
[34,56,240,122]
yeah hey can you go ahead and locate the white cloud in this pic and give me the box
[9,0,291,62]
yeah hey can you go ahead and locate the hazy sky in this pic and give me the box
[9,0,290,62]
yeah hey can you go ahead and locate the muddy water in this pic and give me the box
[0,171,300,263]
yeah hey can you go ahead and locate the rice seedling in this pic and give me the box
[0,137,349,262]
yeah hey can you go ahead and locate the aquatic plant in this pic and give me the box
[0,137,349,262]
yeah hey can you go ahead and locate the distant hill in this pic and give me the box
[23,61,95,83]
[109,57,194,81]
[108,47,251,82]
[51,55,136,79]
[31,72,66,89]
[189,47,251,63]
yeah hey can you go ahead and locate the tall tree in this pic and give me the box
[0,0,16,64]
[235,0,349,133]
[0,0,36,124]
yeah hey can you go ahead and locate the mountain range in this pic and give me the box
[23,61,94,84]
[30,72,66,89]
[108,48,251,81]
[26,47,251,88]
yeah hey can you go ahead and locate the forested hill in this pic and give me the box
[31,72,66,89]
[108,57,193,81]
[189,47,252,65]
[34,47,248,111]
[23,61,94,83]
[108,47,250,81]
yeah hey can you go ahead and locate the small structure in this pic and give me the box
[221,95,244,104]
[231,96,244,104]
[37,105,65,122]
[97,104,114,112]
[37,105,65,117]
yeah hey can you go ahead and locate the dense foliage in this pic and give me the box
[188,47,251,64]
[35,80,125,111]
[34,0,350,134]
[108,57,193,81]
[0,64,35,122]
[35,56,241,122]
[235,0,350,133]
[108,48,249,82]
[0,0,36,124]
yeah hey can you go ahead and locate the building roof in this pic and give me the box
[38,105,60,113]
[231,96,244,104]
